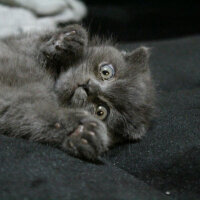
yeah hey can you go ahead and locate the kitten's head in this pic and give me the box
[55,44,155,144]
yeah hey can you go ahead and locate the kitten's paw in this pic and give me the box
[62,117,109,161]
[55,24,88,55]
[41,24,88,61]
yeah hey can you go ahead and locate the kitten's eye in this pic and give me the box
[95,105,108,120]
[99,62,115,80]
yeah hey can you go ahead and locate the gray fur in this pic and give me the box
[0,24,155,160]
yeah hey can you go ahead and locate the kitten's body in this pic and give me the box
[0,25,155,160]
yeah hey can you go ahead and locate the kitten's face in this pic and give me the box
[55,45,154,142]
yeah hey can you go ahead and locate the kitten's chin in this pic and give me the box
[70,87,88,107]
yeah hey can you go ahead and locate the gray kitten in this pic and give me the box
[0,24,155,160]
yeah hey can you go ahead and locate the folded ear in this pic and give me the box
[124,46,150,69]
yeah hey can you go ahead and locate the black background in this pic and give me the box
[82,0,200,41]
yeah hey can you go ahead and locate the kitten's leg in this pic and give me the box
[39,24,88,74]
[0,95,109,160]
[1,24,88,78]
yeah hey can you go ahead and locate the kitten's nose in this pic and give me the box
[81,83,89,94]
[78,79,90,94]
[79,79,99,96]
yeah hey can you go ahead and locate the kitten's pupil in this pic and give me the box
[103,70,109,75]
[97,110,104,116]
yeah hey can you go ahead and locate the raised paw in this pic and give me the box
[41,24,88,64]
[62,118,109,161]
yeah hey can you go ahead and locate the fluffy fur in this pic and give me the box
[0,24,155,160]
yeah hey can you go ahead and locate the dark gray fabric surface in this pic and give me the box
[0,35,200,200]
[0,135,169,200]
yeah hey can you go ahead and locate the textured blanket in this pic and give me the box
[0,0,86,38]
[0,36,200,200]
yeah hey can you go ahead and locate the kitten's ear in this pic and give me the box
[124,46,150,69]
